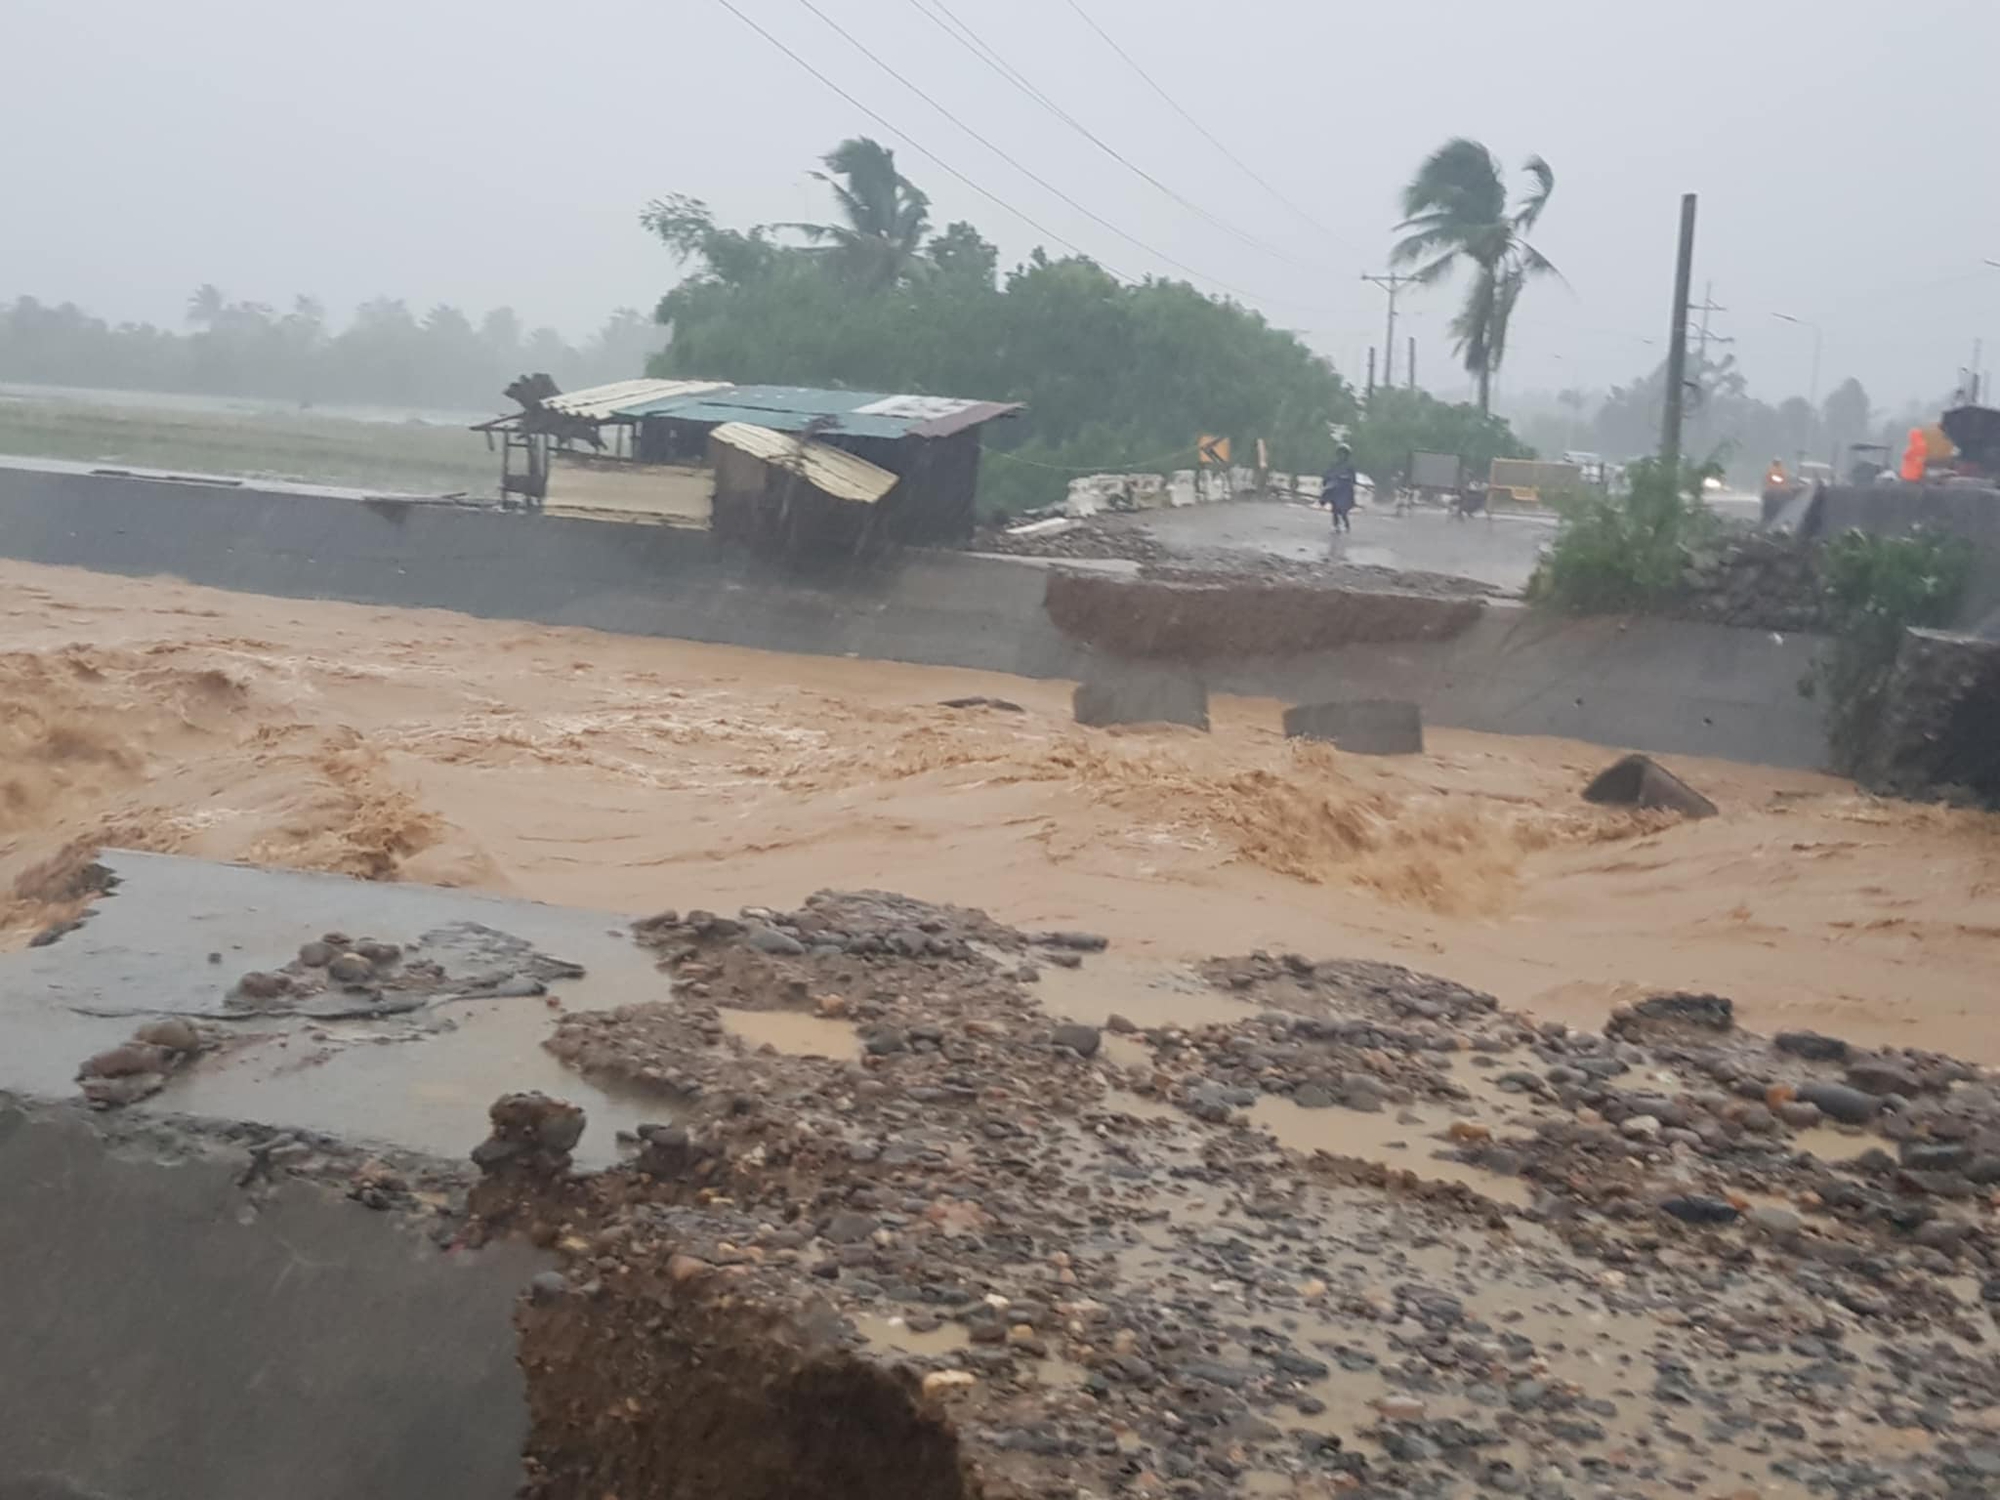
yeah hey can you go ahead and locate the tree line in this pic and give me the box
[2,130,1555,510]
[1514,355,1891,488]
[643,137,1369,513]
[0,290,663,413]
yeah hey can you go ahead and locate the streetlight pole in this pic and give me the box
[1772,312,1822,463]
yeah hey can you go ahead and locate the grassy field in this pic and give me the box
[0,396,499,495]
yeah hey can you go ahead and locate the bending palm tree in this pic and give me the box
[185,283,226,330]
[1391,139,1557,414]
[792,137,932,291]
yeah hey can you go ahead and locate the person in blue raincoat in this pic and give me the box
[1321,445,1357,533]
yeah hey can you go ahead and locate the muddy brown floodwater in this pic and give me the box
[4,557,1999,1059]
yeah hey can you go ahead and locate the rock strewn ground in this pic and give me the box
[474,890,2000,1500]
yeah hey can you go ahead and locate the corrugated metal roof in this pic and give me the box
[542,378,732,421]
[710,422,899,504]
[625,383,1022,439]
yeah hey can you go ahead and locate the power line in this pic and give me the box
[1359,270,1413,392]
[1059,0,1353,254]
[903,0,1323,278]
[1689,281,1731,370]
[708,0,1123,275]
[787,0,1295,302]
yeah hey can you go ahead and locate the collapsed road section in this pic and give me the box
[7,858,2000,1497]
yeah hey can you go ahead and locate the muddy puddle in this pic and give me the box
[1032,954,1257,1031]
[1099,1032,1155,1073]
[1787,1123,1876,1162]
[1248,1094,1534,1208]
[166,938,673,1167]
[852,1313,971,1358]
[185,921,663,1159]
[718,1007,860,1059]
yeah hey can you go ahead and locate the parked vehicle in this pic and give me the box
[1487,457,1585,505]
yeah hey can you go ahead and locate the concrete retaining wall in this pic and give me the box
[0,467,1089,682]
[1811,483,2000,624]
[0,466,1829,768]
[0,1099,538,1500]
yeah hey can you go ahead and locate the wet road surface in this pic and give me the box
[1131,500,1557,592]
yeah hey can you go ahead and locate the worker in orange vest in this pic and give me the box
[1900,427,1928,482]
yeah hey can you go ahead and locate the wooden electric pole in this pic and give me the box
[1660,194,1698,474]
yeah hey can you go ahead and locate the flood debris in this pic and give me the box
[472,1091,588,1176]
[452,887,2000,1499]
[1581,751,1718,818]
[221,921,585,1022]
[76,1017,215,1107]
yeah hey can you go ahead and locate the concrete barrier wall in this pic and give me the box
[0,467,1089,681]
[1213,606,1826,768]
[0,1099,537,1500]
[0,467,1829,768]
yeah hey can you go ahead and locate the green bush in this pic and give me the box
[1808,528,1974,771]
[1528,458,1717,612]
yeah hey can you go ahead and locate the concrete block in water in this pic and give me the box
[1073,667,1209,731]
[1582,753,1718,818]
[1283,699,1424,755]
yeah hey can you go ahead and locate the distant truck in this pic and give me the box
[1488,457,1587,505]
[1407,450,1465,495]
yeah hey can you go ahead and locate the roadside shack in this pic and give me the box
[474,377,1021,552]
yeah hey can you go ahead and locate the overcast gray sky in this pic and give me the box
[8,0,1998,409]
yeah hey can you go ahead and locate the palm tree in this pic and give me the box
[792,137,932,290]
[185,283,226,330]
[1391,139,1557,414]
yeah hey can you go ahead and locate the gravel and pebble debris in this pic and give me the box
[454,889,2000,1500]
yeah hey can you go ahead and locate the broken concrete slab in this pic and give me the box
[0,850,667,1163]
[0,1098,542,1500]
[1073,666,1209,731]
[1282,699,1424,755]
[1582,753,1718,818]
[1044,568,1483,660]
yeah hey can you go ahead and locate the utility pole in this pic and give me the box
[1684,283,1730,454]
[1365,346,1377,401]
[1689,282,1729,371]
[1407,336,1416,391]
[1772,312,1822,464]
[1361,271,1412,391]
[1660,194,1698,473]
